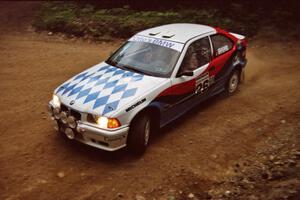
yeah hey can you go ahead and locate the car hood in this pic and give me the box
[55,62,167,117]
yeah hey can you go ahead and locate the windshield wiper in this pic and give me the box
[106,59,128,71]
[106,60,152,76]
[121,64,152,76]
[106,59,118,67]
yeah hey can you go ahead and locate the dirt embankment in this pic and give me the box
[0,2,300,200]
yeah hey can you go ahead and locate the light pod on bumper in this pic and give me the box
[65,128,75,139]
[60,111,68,124]
[53,107,61,119]
[53,120,59,131]
[67,116,76,128]
[47,105,53,116]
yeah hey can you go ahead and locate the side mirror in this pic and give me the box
[178,70,194,77]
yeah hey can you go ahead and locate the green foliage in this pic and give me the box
[31,2,259,39]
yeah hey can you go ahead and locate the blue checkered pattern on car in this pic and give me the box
[56,65,144,115]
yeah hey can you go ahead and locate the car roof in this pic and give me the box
[137,23,216,43]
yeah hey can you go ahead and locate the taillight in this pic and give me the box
[237,40,246,58]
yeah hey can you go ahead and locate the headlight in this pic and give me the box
[94,116,121,129]
[53,94,61,108]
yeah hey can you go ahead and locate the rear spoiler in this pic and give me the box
[230,32,248,47]
[230,32,245,40]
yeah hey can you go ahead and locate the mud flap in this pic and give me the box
[240,69,245,84]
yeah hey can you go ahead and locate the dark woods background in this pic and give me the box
[33,0,300,40]
[76,0,298,10]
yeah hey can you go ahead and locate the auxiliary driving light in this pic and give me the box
[53,120,59,131]
[60,111,68,124]
[67,116,76,128]
[53,107,61,119]
[47,105,53,116]
[65,128,75,139]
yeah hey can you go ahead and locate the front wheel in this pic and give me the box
[225,70,240,95]
[127,113,151,155]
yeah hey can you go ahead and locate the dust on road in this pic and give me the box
[0,2,300,200]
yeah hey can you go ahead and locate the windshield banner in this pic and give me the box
[129,35,184,52]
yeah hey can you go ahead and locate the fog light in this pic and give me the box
[53,107,61,119]
[53,120,59,131]
[47,105,53,116]
[67,116,76,128]
[65,128,75,139]
[60,111,68,124]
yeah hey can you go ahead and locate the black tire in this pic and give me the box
[127,113,151,155]
[224,70,240,96]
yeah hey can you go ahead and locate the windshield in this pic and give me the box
[106,36,183,77]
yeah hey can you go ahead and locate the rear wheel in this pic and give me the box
[225,70,240,95]
[127,113,151,154]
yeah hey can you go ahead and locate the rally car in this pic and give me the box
[48,23,247,154]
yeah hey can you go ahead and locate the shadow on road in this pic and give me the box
[53,91,227,163]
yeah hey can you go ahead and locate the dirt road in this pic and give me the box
[1,2,299,200]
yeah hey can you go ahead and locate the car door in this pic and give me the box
[208,33,236,91]
[172,36,213,99]
[159,36,214,125]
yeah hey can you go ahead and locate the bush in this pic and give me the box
[32,2,299,40]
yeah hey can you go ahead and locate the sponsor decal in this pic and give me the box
[129,35,184,52]
[56,65,143,115]
[125,98,146,112]
[195,72,214,94]
[217,45,229,56]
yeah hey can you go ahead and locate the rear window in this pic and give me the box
[211,34,233,57]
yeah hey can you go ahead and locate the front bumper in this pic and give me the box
[48,103,129,151]
[75,121,128,151]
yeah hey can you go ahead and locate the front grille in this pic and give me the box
[61,104,81,120]
[61,104,68,112]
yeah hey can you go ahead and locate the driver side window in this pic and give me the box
[179,37,212,74]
